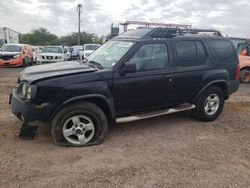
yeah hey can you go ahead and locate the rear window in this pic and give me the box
[207,40,236,63]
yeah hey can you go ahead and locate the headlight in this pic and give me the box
[17,82,37,100]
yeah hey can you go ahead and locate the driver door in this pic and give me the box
[113,42,173,115]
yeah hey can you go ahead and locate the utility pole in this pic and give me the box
[77,4,82,45]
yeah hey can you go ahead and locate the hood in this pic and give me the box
[0,51,20,56]
[38,52,63,56]
[20,61,97,83]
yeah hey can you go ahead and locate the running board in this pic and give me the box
[116,104,195,123]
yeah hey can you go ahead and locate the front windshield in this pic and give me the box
[85,44,100,51]
[87,41,134,68]
[1,45,22,52]
[42,47,63,53]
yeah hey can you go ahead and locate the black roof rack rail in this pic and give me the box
[148,28,182,39]
[181,29,223,36]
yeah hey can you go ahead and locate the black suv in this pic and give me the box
[10,28,240,146]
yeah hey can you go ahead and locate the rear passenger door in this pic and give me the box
[171,39,210,104]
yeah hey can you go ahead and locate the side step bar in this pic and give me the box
[116,104,195,123]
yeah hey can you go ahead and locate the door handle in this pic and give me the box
[165,75,173,82]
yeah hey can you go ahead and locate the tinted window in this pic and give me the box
[196,41,207,65]
[207,40,235,63]
[126,43,168,72]
[176,41,197,67]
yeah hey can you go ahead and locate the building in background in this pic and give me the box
[0,27,19,48]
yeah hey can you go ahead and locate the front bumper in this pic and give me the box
[10,88,57,122]
[0,58,22,67]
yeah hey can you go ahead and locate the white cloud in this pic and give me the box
[0,0,249,38]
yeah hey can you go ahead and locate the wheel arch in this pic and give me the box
[194,80,229,102]
[240,66,250,71]
[49,94,116,123]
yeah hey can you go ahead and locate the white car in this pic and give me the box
[37,46,66,64]
[80,44,101,60]
[63,46,71,60]
[32,46,43,63]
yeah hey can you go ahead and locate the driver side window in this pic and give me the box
[126,43,168,72]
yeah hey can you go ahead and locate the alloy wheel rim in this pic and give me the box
[62,115,95,145]
[204,94,220,116]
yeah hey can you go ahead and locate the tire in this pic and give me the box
[192,86,224,122]
[30,58,34,65]
[22,59,27,67]
[240,70,250,83]
[51,102,108,147]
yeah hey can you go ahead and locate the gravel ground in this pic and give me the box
[0,68,249,188]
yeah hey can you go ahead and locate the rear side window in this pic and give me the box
[207,40,236,63]
[176,40,207,67]
[176,41,196,67]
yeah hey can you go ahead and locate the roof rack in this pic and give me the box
[115,28,223,40]
[146,28,223,39]
[181,29,223,37]
[149,28,182,38]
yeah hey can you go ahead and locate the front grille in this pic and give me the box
[46,56,54,60]
[0,55,14,60]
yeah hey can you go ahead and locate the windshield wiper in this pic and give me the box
[81,58,104,69]
[88,61,104,69]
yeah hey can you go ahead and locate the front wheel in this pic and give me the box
[192,86,224,122]
[51,102,108,147]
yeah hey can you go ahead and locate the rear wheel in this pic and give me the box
[240,70,250,83]
[192,86,224,122]
[51,102,108,147]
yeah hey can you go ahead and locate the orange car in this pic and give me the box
[239,55,250,83]
[0,44,33,67]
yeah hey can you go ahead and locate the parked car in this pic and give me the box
[71,45,82,60]
[63,46,71,60]
[0,44,33,67]
[10,28,240,147]
[239,55,250,83]
[32,46,43,63]
[37,46,66,64]
[79,43,101,60]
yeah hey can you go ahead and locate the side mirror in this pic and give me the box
[120,63,137,75]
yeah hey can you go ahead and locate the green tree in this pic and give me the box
[19,28,59,46]
[19,28,103,46]
[59,32,102,46]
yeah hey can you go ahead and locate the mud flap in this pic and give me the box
[19,122,38,140]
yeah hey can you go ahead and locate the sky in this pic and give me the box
[0,0,249,38]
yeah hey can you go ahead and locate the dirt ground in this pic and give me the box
[0,68,249,188]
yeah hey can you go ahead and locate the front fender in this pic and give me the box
[49,94,116,121]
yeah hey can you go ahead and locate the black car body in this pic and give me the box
[10,28,240,146]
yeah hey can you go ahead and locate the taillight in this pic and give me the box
[235,64,240,80]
